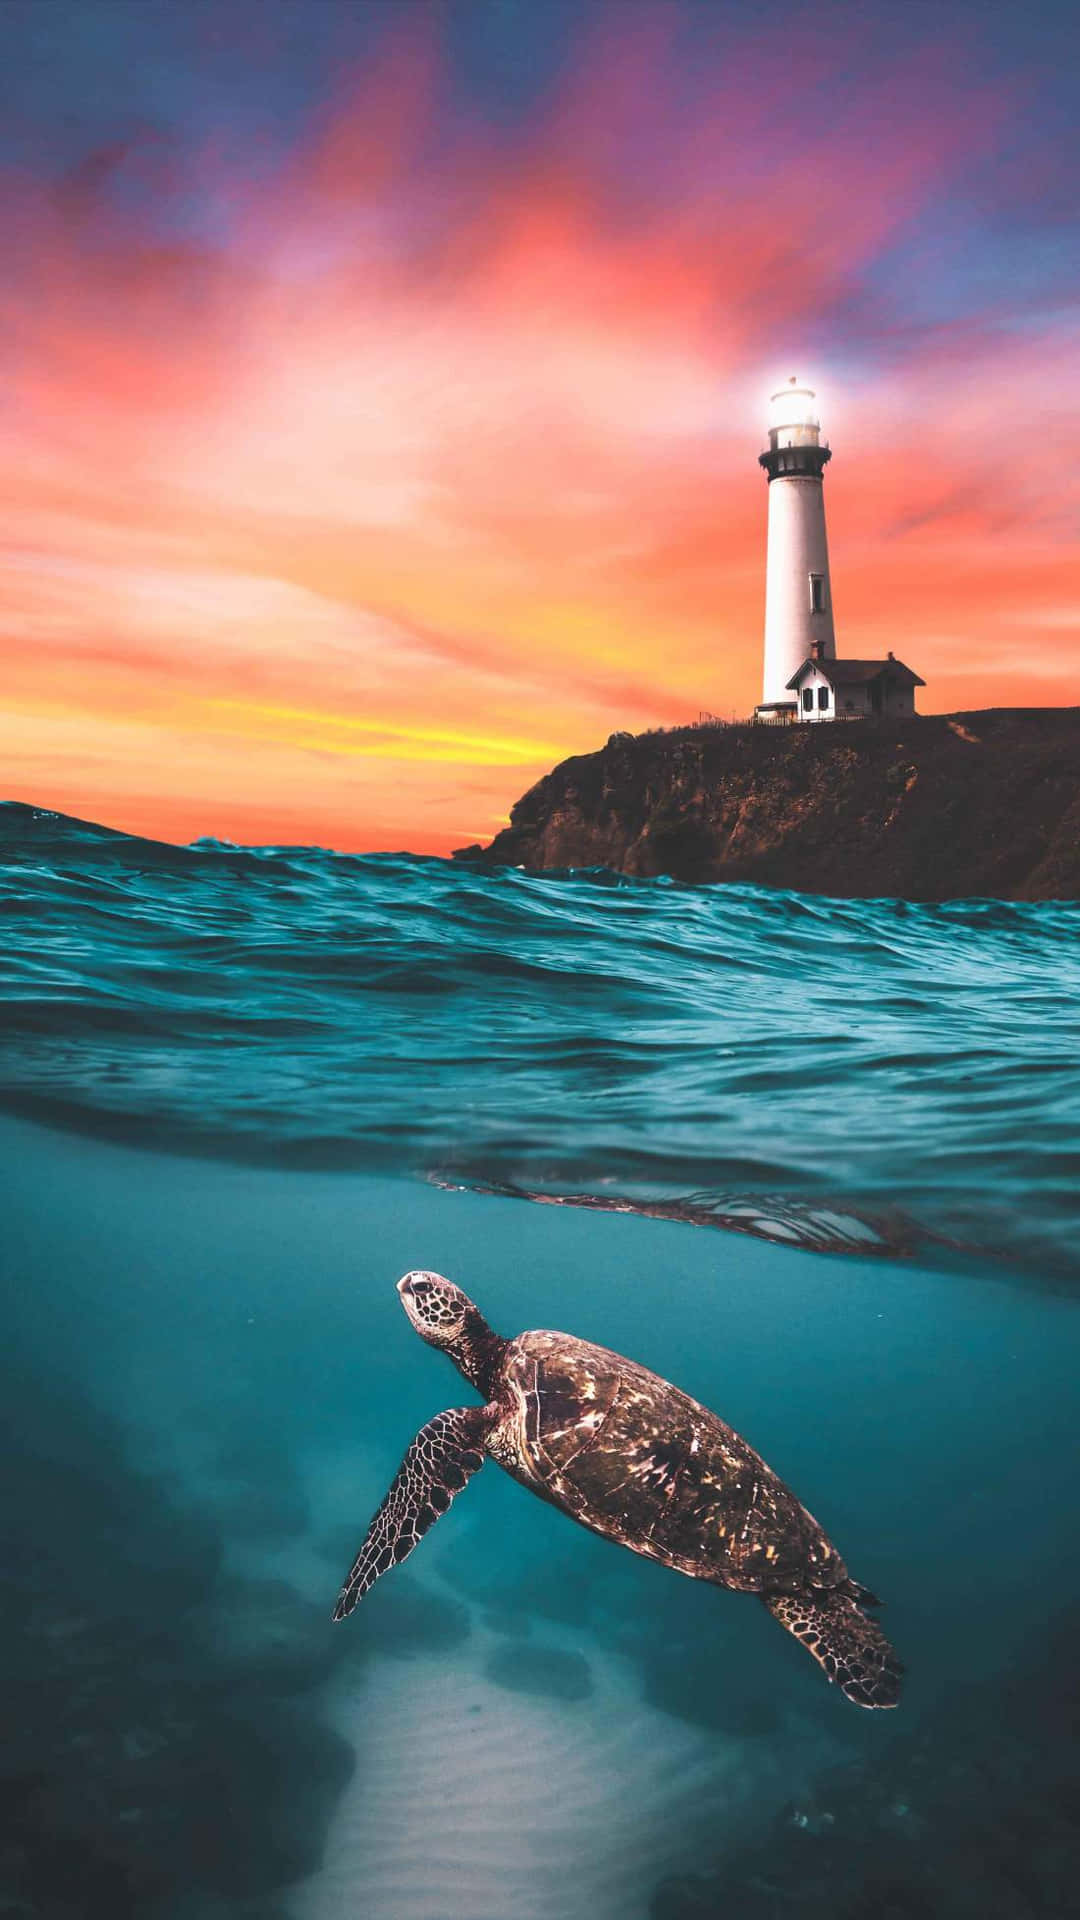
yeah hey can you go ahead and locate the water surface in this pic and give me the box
[3,801,1079,1277]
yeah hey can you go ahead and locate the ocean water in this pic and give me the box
[2,799,1079,1920]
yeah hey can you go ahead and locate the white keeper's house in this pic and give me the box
[754,378,925,724]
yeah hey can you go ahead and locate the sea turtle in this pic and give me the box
[333,1271,902,1709]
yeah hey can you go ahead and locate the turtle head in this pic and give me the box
[397,1270,475,1347]
[397,1270,501,1395]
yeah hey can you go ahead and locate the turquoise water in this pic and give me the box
[2,802,1079,1918]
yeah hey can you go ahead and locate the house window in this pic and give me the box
[817,685,829,710]
[801,687,813,712]
[809,573,825,613]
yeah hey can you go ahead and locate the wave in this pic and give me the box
[2,801,1078,1279]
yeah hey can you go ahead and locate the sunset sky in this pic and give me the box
[2,0,1078,852]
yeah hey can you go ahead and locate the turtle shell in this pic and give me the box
[498,1329,846,1594]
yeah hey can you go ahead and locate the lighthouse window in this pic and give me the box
[809,573,825,613]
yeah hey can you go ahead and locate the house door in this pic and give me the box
[870,681,883,714]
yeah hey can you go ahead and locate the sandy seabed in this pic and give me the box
[293,1614,778,1920]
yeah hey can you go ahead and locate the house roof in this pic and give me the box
[786,655,926,691]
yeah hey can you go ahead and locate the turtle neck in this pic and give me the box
[452,1309,504,1399]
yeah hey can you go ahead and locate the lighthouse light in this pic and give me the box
[767,382,821,434]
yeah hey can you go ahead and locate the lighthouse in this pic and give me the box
[750,376,926,724]
[756,378,835,719]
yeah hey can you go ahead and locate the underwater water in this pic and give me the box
[3,799,1079,1919]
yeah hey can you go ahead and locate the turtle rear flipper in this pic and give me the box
[332,1404,493,1621]
[763,1588,903,1709]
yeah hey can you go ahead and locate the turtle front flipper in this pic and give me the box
[332,1404,493,1621]
[763,1588,903,1709]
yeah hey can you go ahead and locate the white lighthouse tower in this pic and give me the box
[756,377,836,719]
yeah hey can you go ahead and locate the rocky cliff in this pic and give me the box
[462,708,1080,899]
